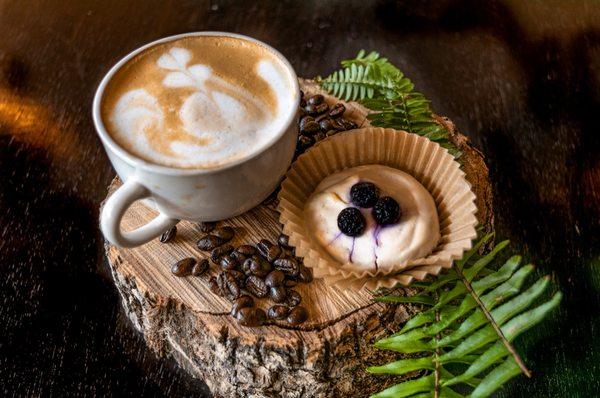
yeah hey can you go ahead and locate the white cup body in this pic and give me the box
[94,32,299,246]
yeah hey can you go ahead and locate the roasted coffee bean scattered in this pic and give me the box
[230,250,246,264]
[328,103,345,118]
[296,92,358,156]
[299,116,320,135]
[211,244,234,264]
[228,270,246,286]
[267,305,290,320]
[284,279,298,288]
[296,135,314,153]
[273,257,300,278]
[236,307,266,327]
[243,256,272,278]
[245,275,268,298]
[287,306,308,325]
[197,235,224,251]
[307,94,324,105]
[297,266,313,284]
[277,233,291,249]
[186,221,315,327]
[286,289,302,307]
[265,270,285,287]
[210,272,241,301]
[257,239,282,262]
[219,254,239,271]
[171,257,196,277]
[313,132,326,142]
[198,221,216,233]
[191,259,209,276]
[231,295,254,317]
[269,286,287,303]
[159,225,177,243]
[213,226,235,242]
[236,244,256,256]
[306,102,328,116]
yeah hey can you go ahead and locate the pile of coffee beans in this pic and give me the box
[161,222,311,328]
[296,91,358,155]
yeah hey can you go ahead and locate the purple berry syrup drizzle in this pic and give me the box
[349,237,356,263]
[372,225,382,271]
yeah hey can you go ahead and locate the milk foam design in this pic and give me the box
[106,42,293,169]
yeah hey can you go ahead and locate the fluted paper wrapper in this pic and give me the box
[278,128,478,290]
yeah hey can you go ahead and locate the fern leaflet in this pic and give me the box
[369,234,562,397]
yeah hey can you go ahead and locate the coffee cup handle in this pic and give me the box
[100,178,178,248]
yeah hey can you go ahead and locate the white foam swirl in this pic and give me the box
[109,46,293,169]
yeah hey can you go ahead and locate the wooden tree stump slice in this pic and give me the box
[103,79,493,398]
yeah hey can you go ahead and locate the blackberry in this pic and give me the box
[372,196,401,225]
[350,181,380,208]
[337,207,366,236]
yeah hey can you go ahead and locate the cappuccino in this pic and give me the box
[101,35,296,169]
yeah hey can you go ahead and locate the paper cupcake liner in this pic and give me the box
[278,127,478,290]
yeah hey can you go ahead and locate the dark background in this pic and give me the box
[1,0,599,396]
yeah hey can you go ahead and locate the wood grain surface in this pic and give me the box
[1,1,599,397]
[101,80,492,396]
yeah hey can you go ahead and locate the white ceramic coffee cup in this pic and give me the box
[94,32,299,248]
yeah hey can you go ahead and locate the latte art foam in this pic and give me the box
[101,36,295,169]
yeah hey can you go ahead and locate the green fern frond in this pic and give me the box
[368,235,562,398]
[317,50,455,154]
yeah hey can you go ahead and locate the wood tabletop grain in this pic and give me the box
[0,1,598,397]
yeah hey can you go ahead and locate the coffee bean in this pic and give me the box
[236,245,256,256]
[319,118,337,132]
[286,289,302,307]
[287,306,308,325]
[210,244,234,264]
[265,270,285,287]
[326,129,338,137]
[243,256,272,277]
[171,257,196,277]
[299,116,316,131]
[277,233,293,251]
[296,135,314,153]
[191,258,209,276]
[219,254,239,271]
[301,120,320,135]
[257,239,282,262]
[210,272,240,301]
[270,286,287,303]
[213,226,235,242]
[300,90,306,107]
[306,102,328,116]
[198,221,216,233]
[339,118,358,130]
[297,266,313,283]
[197,235,224,251]
[267,305,290,320]
[307,94,324,105]
[273,257,300,278]
[230,250,246,264]
[284,279,298,288]
[236,307,266,327]
[231,295,254,317]
[245,275,268,298]
[228,270,246,286]
[159,226,177,243]
[313,132,326,142]
[328,103,346,118]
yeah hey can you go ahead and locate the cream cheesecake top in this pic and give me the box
[304,165,440,271]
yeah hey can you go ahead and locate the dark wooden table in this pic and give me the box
[1,1,598,396]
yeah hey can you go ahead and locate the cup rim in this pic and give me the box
[92,31,300,176]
